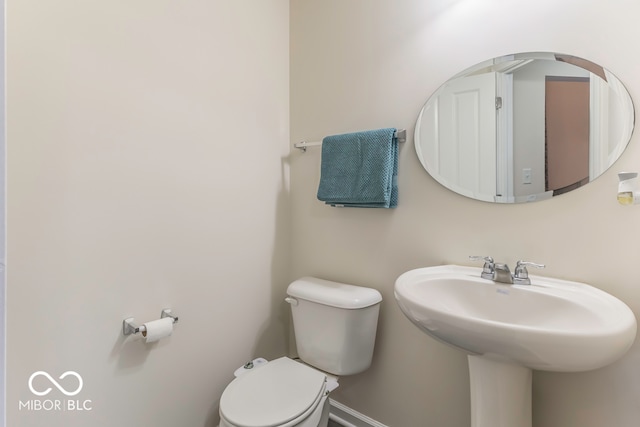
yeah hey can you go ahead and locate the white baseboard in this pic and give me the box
[328,399,389,427]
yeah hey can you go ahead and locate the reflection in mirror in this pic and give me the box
[415,52,635,203]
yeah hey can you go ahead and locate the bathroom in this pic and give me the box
[6,0,640,426]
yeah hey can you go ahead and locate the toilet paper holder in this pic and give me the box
[122,309,179,336]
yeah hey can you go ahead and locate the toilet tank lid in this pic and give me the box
[287,277,382,309]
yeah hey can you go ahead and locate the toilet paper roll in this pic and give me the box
[142,317,173,343]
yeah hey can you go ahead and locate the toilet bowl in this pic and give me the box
[219,277,382,427]
[219,357,330,427]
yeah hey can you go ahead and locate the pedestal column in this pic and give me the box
[468,355,532,427]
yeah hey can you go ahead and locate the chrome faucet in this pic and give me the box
[470,256,545,285]
[493,263,514,284]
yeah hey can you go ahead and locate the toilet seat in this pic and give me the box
[220,357,327,427]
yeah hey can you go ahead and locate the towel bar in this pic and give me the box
[294,129,406,152]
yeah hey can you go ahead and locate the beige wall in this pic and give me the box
[7,1,289,426]
[291,1,640,426]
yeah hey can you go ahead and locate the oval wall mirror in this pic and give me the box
[415,52,635,203]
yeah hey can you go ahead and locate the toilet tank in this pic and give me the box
[286,277,382,376]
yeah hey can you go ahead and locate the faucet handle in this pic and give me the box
[514,260,545,284]
[469,256,495,280]
[469,255,494,263]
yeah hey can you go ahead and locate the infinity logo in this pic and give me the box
[28,371,83,397]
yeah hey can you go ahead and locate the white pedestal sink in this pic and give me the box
[394,265,637,427]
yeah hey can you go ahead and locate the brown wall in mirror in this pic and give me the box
[545,77,590,194]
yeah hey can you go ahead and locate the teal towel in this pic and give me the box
[317,128,398,208]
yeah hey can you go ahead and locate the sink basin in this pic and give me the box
[395,265,636,372]
[395,265,637,427]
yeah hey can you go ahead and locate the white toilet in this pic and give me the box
[219,277,382,427]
